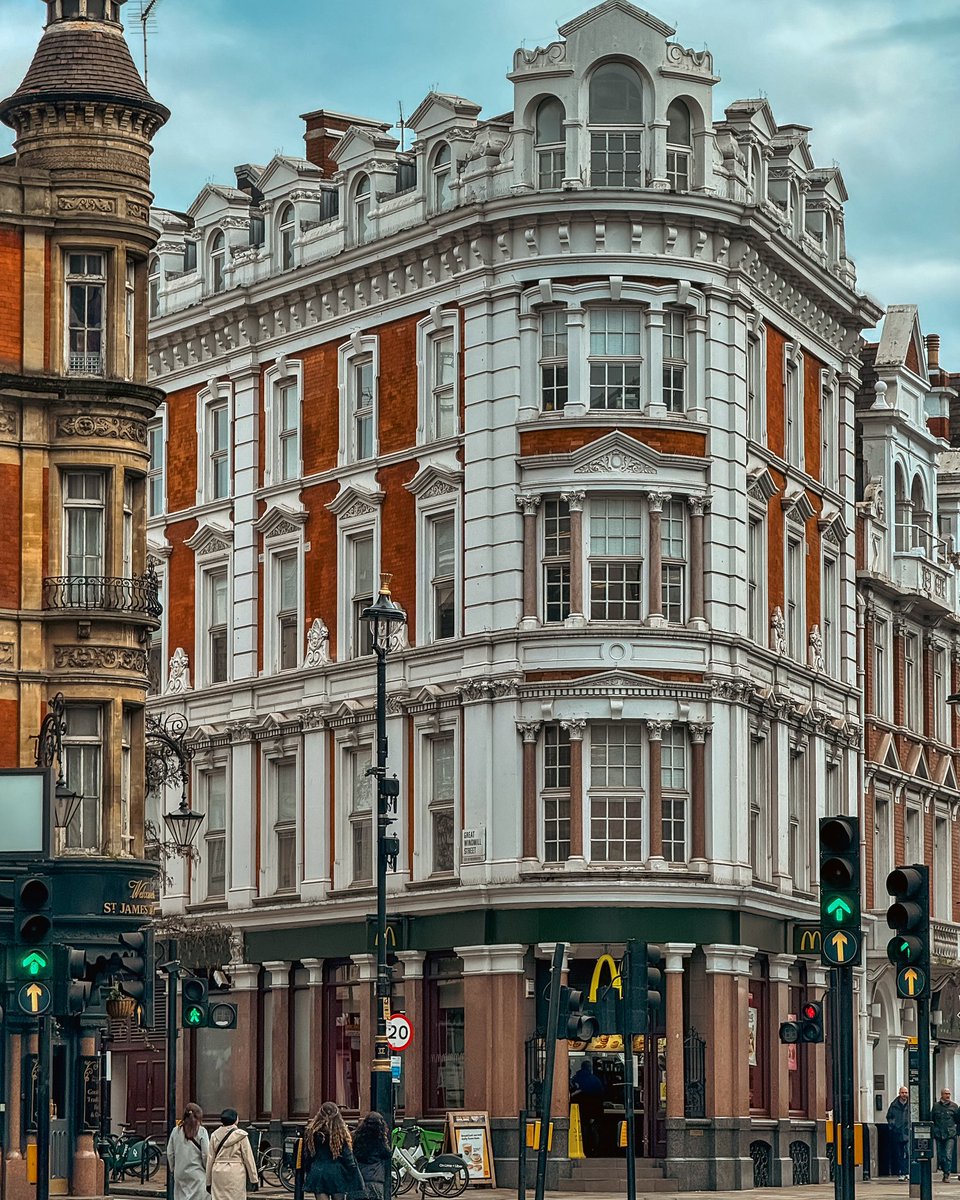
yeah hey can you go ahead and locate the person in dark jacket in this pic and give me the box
[302,1102,364,1200]
[931,1088,959,1181]
[349,1113,392,1200]
[887,1086,911,1180]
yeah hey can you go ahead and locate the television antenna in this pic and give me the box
[136,0,163,87]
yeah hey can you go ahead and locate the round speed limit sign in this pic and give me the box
[387,1013,413,1052]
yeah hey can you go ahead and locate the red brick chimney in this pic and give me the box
[300,109,391,177]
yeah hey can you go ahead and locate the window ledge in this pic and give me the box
[326,884,376,900]
[185,899,228,914]
[405,875,460,892]
[251,892,301,906]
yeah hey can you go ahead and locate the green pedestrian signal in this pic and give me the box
[184,1004,204,1026]
[180,976,209,1029]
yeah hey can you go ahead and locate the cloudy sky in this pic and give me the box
[1,0,957,352]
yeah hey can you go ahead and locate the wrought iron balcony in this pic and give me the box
[42,568,161,618]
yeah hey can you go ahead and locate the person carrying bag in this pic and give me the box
[205,1109,257,1200]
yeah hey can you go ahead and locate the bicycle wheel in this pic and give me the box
[429,1162,470,1197]
[393,1162,414,1196]
[144,1143,163,1179]
[278,1159,296,1192]
[259,1148,283,1187]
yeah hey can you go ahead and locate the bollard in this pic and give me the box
[517,1110,527,1200]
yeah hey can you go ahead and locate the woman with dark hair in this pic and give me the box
[302,1102,364,1200]
[205,1109,257,1200]
[166,1102,209,1200]
[350,1113,392,1200]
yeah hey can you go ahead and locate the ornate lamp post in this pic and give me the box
[34,692,84,843]
[361,574,406,1129]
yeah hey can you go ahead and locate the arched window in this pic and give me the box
[148,256,160,319]
[354,175,371,245]
[432,144,452,212]
[210,231,225,294]
[894,466,910,551]
[535,97,566,190]
[666,99,692,192]
[278,203,295,271]
[911,476,930,552]
[588,62,644,188]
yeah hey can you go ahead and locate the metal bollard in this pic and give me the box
[517,1110,527,1200]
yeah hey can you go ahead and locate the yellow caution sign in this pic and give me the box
[568,1107,583,1159]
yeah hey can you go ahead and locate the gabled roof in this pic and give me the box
[187,183,251,222]
[558,0,674,39]
[256,154,322,195]
[409,91,482,136]
[722,98,778,139]
[876,305,927,380]
[331,123,399,168]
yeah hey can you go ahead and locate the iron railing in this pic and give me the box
[42,569,161,618]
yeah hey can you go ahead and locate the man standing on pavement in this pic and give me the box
[931,1087,958,1181]
[887,1085,911,1180]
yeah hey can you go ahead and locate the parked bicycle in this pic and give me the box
[249,1127,296,1192]
[391,1124,469,1197]
[96,1125,163,1183]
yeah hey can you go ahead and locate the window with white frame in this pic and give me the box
[872,617,889,718]
[661,499,686,623]
[540,308,569,412]
[125,257,135,378]
[273,758,298,893]
[933,645,947,741]
[590,723,643,862]
[429,333,456,439]
[350,356,375,462]
[63,704,102,851]
[205,397,230,501]
[65,252,106,376]
[747,324,765,443]
[747,511,765,645]
[428,514,456,641]
[788,745,809,891]
[904,803,922,864]
[148,255,160,319]
[935,812,950,918]
[821,373,838,490]
[785,349,804,467]
[662,309,686,412]
[147,418,164,517]
[275,375,301,483]
[543,497,571,623]
[274,551,300,671]
[661,725,687,863]
[589,308,643,410]
[822,551,839,676]
[205,567,229,684]
[535,96,566,190]
[432,144,453,212]
[278,203,295,271]
[63,470,105,582]
[590,497,643,620]
[542,725,571,863]
[748,730,769,880]
[904,631,921,730]
[354,176,371,244]
[429,734,456,874]
[873,789,892,907]
[349,533,375,658]
[785,526,805,660]
[202,768,227,900]
[348,746,374,885]
[122,477,134,579]
[210,231,225,294]
[588,62,644,188]
[665,99,692,192]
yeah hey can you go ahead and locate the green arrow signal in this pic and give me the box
[826,896,853,923]
[20,952,48,977]
[900,939,912,959]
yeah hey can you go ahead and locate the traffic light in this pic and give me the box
[181,976,209,1029]
[53,945,93,1016]
[799,1000,823,1043]
[887,865,930,998]
[626,943,664,1034]
[111,931,155,1027]
[207,1001,238,1030]
[559,986,599,1042]
[779,1018,800,1044]
[819,817,861,967]
[14,875,53,948]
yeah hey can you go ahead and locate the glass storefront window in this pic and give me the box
[195,1027,234,1115]
[292,969,311,1115]
[426,955,464,1111]
[324,962,361,1111]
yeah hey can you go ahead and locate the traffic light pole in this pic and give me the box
[534,943,565,1200]
[36,1014,51,1200]
[371,639,393,1136]
[918,992,932,1200]
[165,949,179,1200]
[622,941,637,1200]
[835,966,855,1200]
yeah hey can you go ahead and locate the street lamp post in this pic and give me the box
[361,575,406,1130]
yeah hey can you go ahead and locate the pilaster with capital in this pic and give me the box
[561,490,586,622]
[517,494,542,627]
[518,721,542,862]
[561,718,586,861]
[647,492,671,623]
[687,494,708,625]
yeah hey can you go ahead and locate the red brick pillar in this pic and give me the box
[264,962,291,1119]
[561,490,585,622]
[230,964,261,1120]
[647,720,665,867]
[517,722,542,864]
[768,954,795,1120]
[353,954,378,1112]
[72,1030,102,1196]
[302,959,325,1117]
[396,951,426,1119]
[664,944,695,1120]
[5,1030,26,1200]
[517,494,542,627]
[689,722,710,870]
[455,945,526,1116]
[561,719,585,862]
[647,491,670,623]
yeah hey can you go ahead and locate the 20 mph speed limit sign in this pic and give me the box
[387,1013,413,1051]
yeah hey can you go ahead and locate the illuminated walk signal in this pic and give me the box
[181,977,209,1028]
[819,817,861,967]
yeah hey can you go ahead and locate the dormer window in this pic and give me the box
[589,62,644,188]
[432,145,453,212]
[278,203,295,271]
[210,231,225,294]
[354,175,371,244]
[666,100,691,192]
[535,98,566,190]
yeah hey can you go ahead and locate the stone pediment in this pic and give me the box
[257,154,320,195]
[570,432,659,477]
[747,466,779,503]
[254,503,307,539]
[331,124,398,171]
[187,183,250,223]
[558,0,674,40]
[782,489,816,523]
[818,507,850,544]
[404,462,463,498]
[326,483,385,520]
[184,520,233,555]
[409,91,482,140]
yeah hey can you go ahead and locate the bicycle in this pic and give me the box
[96,1125,163,1183]
[390,1124,469,1197]
[249,1128,296,1192]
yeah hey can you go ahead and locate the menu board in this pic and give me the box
[445,1110,495,1187]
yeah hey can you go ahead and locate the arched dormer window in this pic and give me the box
[911,476,931,552]
[148,256,160,319]
[354,175,371,245]
[535,97,566,190]
[894,466,909,551]
[432,144,453,212]
[666,99,692,193]
[588,62,644,188]
[210,231,225,294]
[278,203,295,271]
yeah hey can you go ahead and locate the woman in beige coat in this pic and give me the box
[205,1109,257,1200]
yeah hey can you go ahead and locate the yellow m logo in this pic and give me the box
[799,929,821,952]
[588,953,623,1002]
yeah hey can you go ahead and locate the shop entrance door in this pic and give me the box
[642,1030,667,1159]
[50,1040,70,1195]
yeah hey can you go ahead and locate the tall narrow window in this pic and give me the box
[543,497,571,623]
[748,732,769,880]
[432,145,453,212]
[588,62,644,187]
[821,376,838,490]
[661,725,687,863]
[430,334,456,438]
[65,253,105,375]
[276,378,300,482]
[747,328,765,443]
[933,646,947,741]
[63,471,105,584]
[665,99,692,192]
[274,759,298,893]
[785,352,803,466]
[209,401,229,499]
[204,769,227,899]
[747,514,765,644]
[120,709,132,851]
[904,805,921,864]
[350,535,375,658]
[540,309,568,412]
[935,814,950,918]
[354,176,371,244]
[349,747,374,885]
[590,497,643,621]
[535,97,566,190]
[147,419,164,517]
[662,309,686,412]
[430,735,456,874]
[210,232,225,294]
[278,203,295,270]
[430,515,456,641]
[277,553,299,671]
[788,748,808,890]
[589,723,643,862]
[148,256,160,319]
[661,499,686,623]
[63,705,102,851]
[351,357,374,462]
[904,632,920,730]
[542,725,571,863]
[874,792,891,907]
[122,477,134,579]
[822,553,839,675]
[589,308,642,410]
[785,532,805,660]
[873,618,888,718]
[207,569,228,684]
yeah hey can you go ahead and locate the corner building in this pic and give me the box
[0,1,166,1196]
[148,2,882,1188]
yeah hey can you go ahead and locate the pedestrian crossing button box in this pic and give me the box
[911,1123,933,1162]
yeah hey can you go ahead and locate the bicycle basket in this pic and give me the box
[400,1129,421,1151]
[421,1129,444,1157]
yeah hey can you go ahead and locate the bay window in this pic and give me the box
[542,724,571,863]
[65,253,105,375]
[589,723,643,862]
[665,99,692,192]
[589,308,643,410]
[540,308,569,412]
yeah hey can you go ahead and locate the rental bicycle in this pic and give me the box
[391,1124,469,1197]
[96,1125,163,1183]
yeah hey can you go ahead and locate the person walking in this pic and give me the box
[167,1103,209,1200]
[350,1113,392,1200]
[302,1102,364,1200]
[205,1109,258,1200]
[887,1086,911,1181]
[932,1087,959,1181]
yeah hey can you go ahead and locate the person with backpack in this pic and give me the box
[302,1102,365,1200]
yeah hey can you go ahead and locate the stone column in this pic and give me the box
[664,944,696,1120]
[517,494,542,629]
[561,719,585,863]
[301,958,325,1116]
[703,944,756,1189]
[647,492,670,625]
[561,490,586,626]
[264,961,291,1118]
[648,120,669,190]
[647,720,665,868]
[768,955,795,1121]
[645,308,667,416]
[455,945,526,1116]
[517,722,542,866]
[72,1030,102,1196]
[396,951,426,1118]
[689,723,710,870]
[229,964,260,1119]
[687,494,707,628]
[353,953,378,1109]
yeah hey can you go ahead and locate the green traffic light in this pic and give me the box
[826,897,852,923]
[186,1006,203,1026]
[20,951,48,977]
[900,939,911,959]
